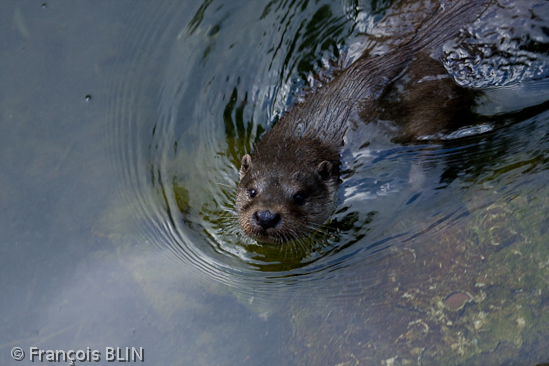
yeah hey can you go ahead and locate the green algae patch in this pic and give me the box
[287,170,549,366]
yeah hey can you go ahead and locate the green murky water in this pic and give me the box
[1,1,549,365]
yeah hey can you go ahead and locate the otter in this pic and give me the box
[236,0,488,244]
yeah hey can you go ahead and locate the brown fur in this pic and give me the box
[236,137,340,244]
[236,0,489,243]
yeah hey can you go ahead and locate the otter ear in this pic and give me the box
[317,160,334,181]
[239,154,252,180]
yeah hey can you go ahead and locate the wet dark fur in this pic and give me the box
[236,0,489,244]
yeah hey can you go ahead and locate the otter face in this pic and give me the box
[236,151,339,244]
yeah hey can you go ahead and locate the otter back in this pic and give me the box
[236,0,490,244]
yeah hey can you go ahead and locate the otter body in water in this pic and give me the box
[236,0,488,244]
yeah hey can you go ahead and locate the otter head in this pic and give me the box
[235,137,340,244]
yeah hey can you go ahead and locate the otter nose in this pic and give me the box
[253,210,281,229]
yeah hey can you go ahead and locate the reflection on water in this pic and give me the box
[2,0,544,365]
[105,0,549,362]
[117,0,373,288]
[125,0,547,283]
[444,0,549,88]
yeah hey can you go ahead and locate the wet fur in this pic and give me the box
[236,0,489,243]
[236,138,340,244]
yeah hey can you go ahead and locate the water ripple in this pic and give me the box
[106,0,549,301]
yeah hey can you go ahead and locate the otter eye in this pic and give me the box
[292,192,307,205]
[248,188,257,198]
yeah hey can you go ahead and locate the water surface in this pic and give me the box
[1,0,549,365]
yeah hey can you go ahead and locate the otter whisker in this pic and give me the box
[233,0,489,246]
[214,182,234,189]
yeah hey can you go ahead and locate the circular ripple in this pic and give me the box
[106,0,549,301]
